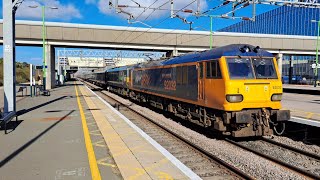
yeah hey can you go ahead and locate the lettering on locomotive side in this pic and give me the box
[164,80,176,90]
[161,73,172,79]
[141,74,150,86]
[272,86,282,89]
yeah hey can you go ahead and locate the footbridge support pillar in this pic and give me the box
[277,53,283,78]
[45,44,56,90]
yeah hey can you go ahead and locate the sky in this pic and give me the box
[0,0,277,65]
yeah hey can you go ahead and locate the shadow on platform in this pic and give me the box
[0,110,75,168]
[40,83,83,93]
[17,96,70,116]
[0,120,24,134]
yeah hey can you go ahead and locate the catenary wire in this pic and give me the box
[123,0,197,45]
[146,1,229,46]
[114,0,160,42]
[117,0,167,45]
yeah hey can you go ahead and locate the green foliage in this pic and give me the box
[0,58,30,86]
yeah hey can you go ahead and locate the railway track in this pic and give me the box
[225,138,320,179]
[81,79,253,180]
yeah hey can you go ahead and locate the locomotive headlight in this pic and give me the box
[226,94,243,103]
[271,94,282,101]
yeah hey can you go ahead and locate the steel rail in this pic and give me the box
[262,137,320,161]
[80,79,254,180]
[225,138,320,180]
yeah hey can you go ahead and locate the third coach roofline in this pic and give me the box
[0,19,317,40]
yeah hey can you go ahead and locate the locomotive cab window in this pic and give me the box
[252,58,277,79]
[206,60,221,78]
[227,58,254,79]
[227,57,277,79]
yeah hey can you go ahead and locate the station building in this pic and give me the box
[219,6,320,84]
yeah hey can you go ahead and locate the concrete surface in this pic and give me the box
[0,81,121,180]
[283,84,320,90]
[282,93,320,126]
[283,84,320,95]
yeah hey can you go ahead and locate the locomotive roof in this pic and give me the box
[162,44,274,65]
[101,44,274,72]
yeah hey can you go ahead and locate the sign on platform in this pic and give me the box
[35,65,47,69]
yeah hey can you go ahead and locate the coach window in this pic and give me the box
[206,60,221,78]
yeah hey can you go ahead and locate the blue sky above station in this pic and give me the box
[0,0,278,65]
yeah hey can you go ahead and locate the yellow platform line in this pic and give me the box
[79,86,152,180]
[75,83,101,180]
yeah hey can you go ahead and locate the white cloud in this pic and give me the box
[85,0,96,5]
[98,0,207,20]
[16,0,82,21]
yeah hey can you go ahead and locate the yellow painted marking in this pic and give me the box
[89,132,102,136]
[283,107,320,120]
[155,172,174,180]
[92,140,106,147]
[79,86,151,180]
[97,158,117,168]
[90,129,100,133]
[112,145,144,157]
[103,131,136,139]
[80,85,188,179]
[87,122,96,126]
[75,83,101,180]
[128,158,171,180]
[306,113,314,119]
[128,168,147,180]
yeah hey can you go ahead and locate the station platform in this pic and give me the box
[0,80,199,180]
[289,116,320,127]
[283,84,320,95]
[282,89,320,128]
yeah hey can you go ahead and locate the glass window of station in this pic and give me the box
[281,55,318,85]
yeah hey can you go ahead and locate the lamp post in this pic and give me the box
[311,19,320,87]
[29,5,58,90]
